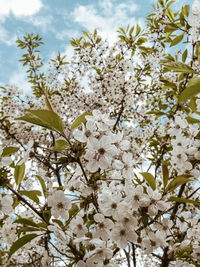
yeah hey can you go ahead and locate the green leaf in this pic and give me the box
[169,196,200,206]
[1,146,19,157]
[136,37,147,45]
[14,218,39,228]
[146,110,165,116]
[162,164,169,189]
[140,172,156,190]
[18,226,40,234]
[54,139,69,151]
[166,8,175,21]
[182,49,188,63]
[179,77,200,102]
[52,219,64,228]
[186,116,200,124]
[35,175,46,196]
[19,190,41,204]
[83,31,91,39]
[166,175,192,192]
[182,5,190,17]
[16,109,64,133]
[118,27,126,34]
[9,234,38,259]
[129,26,134,36]
[14,163,25,186]
[68,204,79,218]
[189,97,197,112]
[45,93,54,113]
[170,34,184,47]
[164,62,196,73]
[43,210,51,222]
[136,24,141,36]
[71,112,92,130]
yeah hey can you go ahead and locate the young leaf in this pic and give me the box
[182,5,190,17]
[54,139,69,151]
[19,190,42,204]
[71,112,92,130]
[35,175,47,196]
[14,163,25,186]
[140,172,156,190]
[166,175,192,192]
[186,116,200,124]
[162,164,169,189]
[136,24,141,36]
[170,34,184,47]
[164,62,195,73]
[43,210,51,222]
[14,218,39,228]
[182,49,188,63]
[9,234,38,259]
[1,146,19,157]
[16,109,64,133]
[179,77,200,102]
[45,92,55,113]
[169,196,200,206]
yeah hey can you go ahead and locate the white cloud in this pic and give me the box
[0,25,16,45]
[0,0,42,17]
[71,0,144,43]
[55,28,80,41]
[23,14,53,32]
[9,68,32,94]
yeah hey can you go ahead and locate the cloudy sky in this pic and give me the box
[0,0,193,92]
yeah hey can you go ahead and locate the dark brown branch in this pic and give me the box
[7,184,48,224]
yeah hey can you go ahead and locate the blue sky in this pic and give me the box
[0,0,193,93]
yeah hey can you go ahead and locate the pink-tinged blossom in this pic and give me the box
[168,116,188,136]
[85,110,115,131]
[93,213,114,241]
[110,223,137,248]
[84,135,119,173]
[141,230,167,254]
[70,215,88,238]
[140,187,169,216]
[98,192,124,219]
[73,121,97,143]
[124,184,144,211]
[47,190,71,220]
[187,140,200,160]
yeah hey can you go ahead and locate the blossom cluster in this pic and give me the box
[0,0,200,266]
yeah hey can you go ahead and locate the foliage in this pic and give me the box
[0,0,200,266]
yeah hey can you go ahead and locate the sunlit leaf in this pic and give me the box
[165,62,196,73]
[169,196,200,206]
[35,175,46,196]
[71,112,92,130]
[162,164,169,189]
[14,163,25,186]
[14,218,39,228]
[9,234,38,259]
[166,175,192,192]
[54,139,69,151]
[16,109,64,133]
[182,49,188,63]
[1,146,19,157]
[19,190,41,204]
[179,77,200,102]
[140,172,156,190]
[170,34,184,47]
